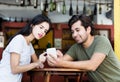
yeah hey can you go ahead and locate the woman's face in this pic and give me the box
[32,22,50,40]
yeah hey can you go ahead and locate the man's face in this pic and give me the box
[71,20,89,44]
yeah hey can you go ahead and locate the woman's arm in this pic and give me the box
[31,53,38,62]
[10,52,42,74]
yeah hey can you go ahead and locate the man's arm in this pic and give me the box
[47,52,106,71]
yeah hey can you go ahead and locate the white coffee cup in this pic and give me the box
[46,48,57,58]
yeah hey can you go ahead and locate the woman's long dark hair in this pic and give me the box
[6,14,51,46]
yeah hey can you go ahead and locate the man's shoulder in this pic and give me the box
[94,35,110,45]
[95,35,108,40]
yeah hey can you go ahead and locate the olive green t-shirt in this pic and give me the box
[66,35,120,82]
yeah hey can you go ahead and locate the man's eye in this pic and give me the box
[76,29,80,32]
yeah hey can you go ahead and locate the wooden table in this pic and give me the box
[28,68,86,82]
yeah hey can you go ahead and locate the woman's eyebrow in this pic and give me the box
[41,25,49,32]
[40,25,44,28]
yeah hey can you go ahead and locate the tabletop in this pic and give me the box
[30,68,85,72]
[28,68,86,82]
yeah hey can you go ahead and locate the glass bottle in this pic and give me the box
[14,17,17,22]
[44,0,49,12]
[34,0,38,8]
[46,41,51,48]
[43,0,49,16]
[21,17,23,22]
[20,0,25,6]
[9,17,11,22]
[94,0,97,15]
[69,0,73,16]
[57,3,61,13]
[83,0,86,14]
[94,3,97,15]
[99,3,102,14]
[49,0,53,12]
[62,0,66,14]
[40,0,44,11]
[27,0,31,6]
[76,0,79,14]
[87,0,92,16]
[52,0,56,11]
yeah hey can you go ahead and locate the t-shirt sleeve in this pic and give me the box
[94,36,111,56]
[8,35,24,55]
[66,44,78,60]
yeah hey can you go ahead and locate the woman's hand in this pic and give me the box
[39,52,47,63]
[35,61,44,69]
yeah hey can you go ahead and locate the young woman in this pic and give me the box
[0,14,51,82]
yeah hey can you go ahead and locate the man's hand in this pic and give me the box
[46,50,63,67]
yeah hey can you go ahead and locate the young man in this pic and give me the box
[47,14,120,82]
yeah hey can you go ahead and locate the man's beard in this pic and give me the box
[77,37,88,46]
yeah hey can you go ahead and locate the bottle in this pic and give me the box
[62,0,66,14]
[14,17,17,22]
[44,0,49,12]
[87,1,92,16]
[76,0,79,14]
[34,0,38,8]
[20,0,25,6]
[83,0,86,14]
[49,0,53,12]
[94,3,97,15]
[52,0,56,11]
[43,0,49,16]
[69,0,73,16]
[46,41,51,48]
[99,3,102,14]
[40,0,44,11]
[57,3,61,13]
[27,0,31,6]
[21,17,23,22]
[106,3,109,10]
[9,17,11,22]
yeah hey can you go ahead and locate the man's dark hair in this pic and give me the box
[68,14,95,35]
